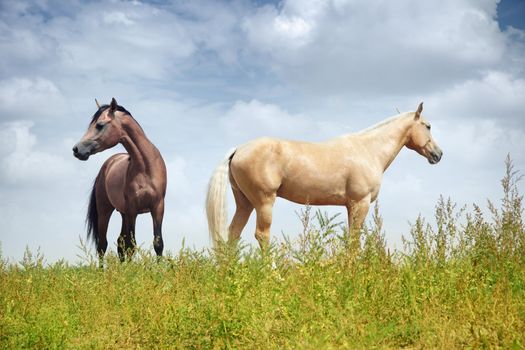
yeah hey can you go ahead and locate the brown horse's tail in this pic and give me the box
[206,148,236,248]
[86,178,99,249]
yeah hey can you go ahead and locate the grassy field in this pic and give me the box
[1,157,524,349]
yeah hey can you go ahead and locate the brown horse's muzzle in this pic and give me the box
[73,141,96,161]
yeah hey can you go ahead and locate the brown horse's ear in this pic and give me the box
[109,97,118,115]
[414,102,423,120]
[95,98,101,109]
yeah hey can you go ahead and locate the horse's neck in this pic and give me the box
[120,116,160,175]
[356,115,412,172]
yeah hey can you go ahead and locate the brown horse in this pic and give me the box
[73,98,167,262]
[206,102,442,248]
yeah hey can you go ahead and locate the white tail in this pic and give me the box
[206,148,236,248]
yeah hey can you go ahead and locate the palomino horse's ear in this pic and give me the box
[109,97,118,115]
[95,98,101,109]
[414,102,423,120]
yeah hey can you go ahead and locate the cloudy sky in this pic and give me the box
[1,0,524,263]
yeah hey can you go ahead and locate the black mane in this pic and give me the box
[90,104,133,125]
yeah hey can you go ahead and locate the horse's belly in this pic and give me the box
[277,157,349,205]
[277,180,347,206]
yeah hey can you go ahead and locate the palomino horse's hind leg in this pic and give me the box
[254,194,276,249]
[151,201,165,257]
[228,188,254,243]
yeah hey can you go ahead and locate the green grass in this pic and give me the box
[1,156,525,349]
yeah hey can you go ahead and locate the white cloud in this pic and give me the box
[166,155,191,197]
[382,173,424,196]
[0,1,196,80]
[222,99,309,138]
[103,11,135,26]
[428,71,525,124]
[0,121,75,185]
[56,5,195,79]
[242,5,315,51]
[241,0,517,95]
[434,118,525,167]
[274,16,312,41]
[0,77,66,120]
[221,99,341,142]
[0,20,59,75]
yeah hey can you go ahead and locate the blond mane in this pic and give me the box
[357,112,413,134]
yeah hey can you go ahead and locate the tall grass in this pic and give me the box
[1,156,524,349]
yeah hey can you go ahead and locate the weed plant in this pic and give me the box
[1,156,524,349]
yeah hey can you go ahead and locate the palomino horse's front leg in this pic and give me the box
[151,201,165,257]
[346,195,371,252]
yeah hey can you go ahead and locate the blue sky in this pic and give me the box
[1,0,524,263]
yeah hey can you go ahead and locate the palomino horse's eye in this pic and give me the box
[95,122,104,131]
[426,125,431,130]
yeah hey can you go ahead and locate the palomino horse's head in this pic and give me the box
[73,98,127,161]
[405,102,443,164]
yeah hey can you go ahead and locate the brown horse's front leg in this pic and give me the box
[151,201,165,258]
[346,196,371,253]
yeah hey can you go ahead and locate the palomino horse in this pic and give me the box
[206,102,442,248]
[73,98,167,261]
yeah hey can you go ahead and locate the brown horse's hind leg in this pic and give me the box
[96,207,113,262]
[151,201,165,257]
[228,188,254,243]
[117,212,138,262]
[117,213,127,261]
[95,181,114,265]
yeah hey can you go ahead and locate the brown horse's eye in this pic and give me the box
[95,122,104,131]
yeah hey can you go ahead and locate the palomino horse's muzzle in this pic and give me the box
[428,148,443,164]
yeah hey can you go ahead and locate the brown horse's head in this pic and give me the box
[73,98,127,161]
[405,102,443,164]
